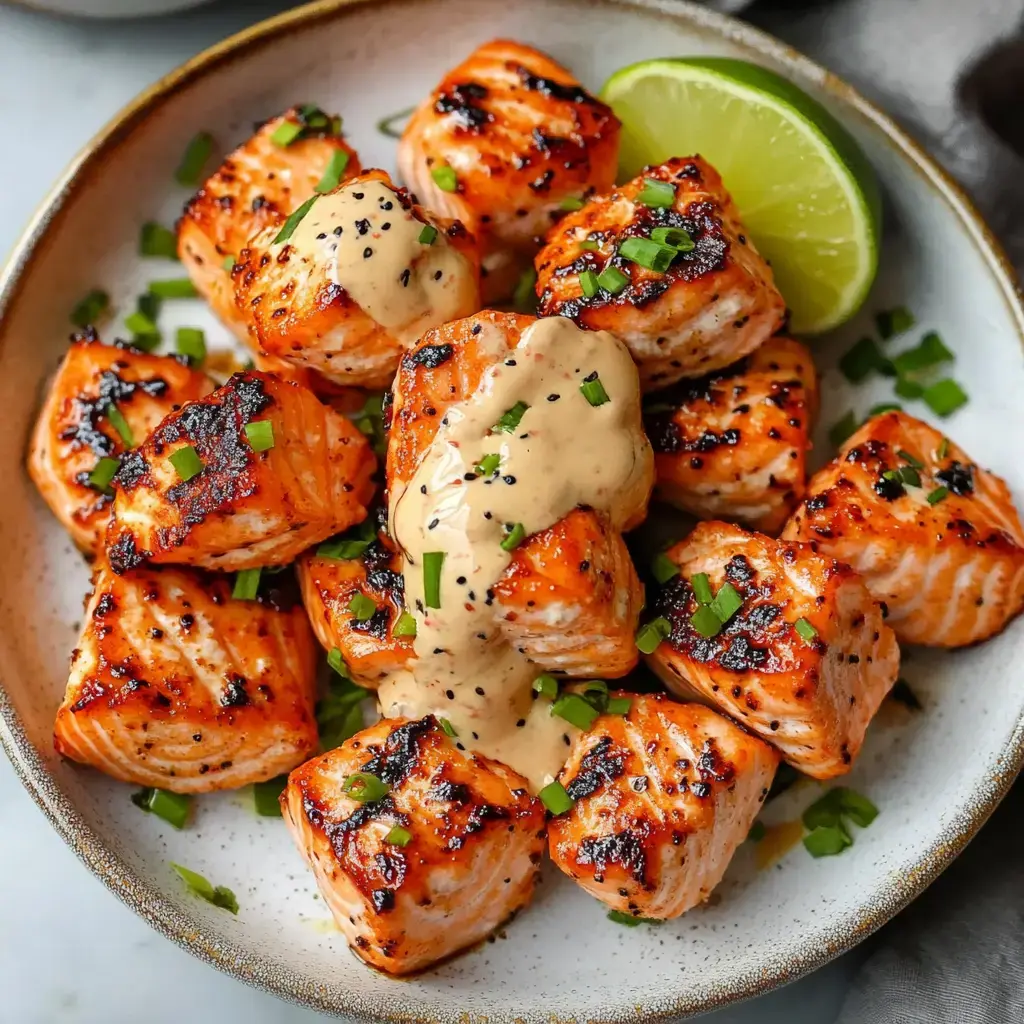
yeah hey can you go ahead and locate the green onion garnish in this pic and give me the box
[474,453,501,476]
[439,717,457,738]
[493,401,529,434]
[690,572,713,605]
[579,270,600,298]
[689,605,722,638]
[175,131,214,186]
[222,255,236,271]
[501,522,527,552]
[243,419,275,453]
[926,486,949,505]
[106,404,134,447]
[803,824,852,858]
[891,331,954,377]
[253,776,287,817]
[869,403,903,416]
[606,696,632,715]
[596,266,629,295]
[922,378,968,417]
[635,617,671,655]
[88,456,120,494]
[532,673,559,700]
[551,693,599,731]
[651,553,679,584]
[316,519,375,561]
[578,239,600,252]
[580,376,610,407]
[148,278,198,299]
[794,617,818,642]
[431,164,458,192]
[828,411,858,449]
[618,237,677,273]
[636,177,676,208]
[875,306,915,341]
[607,910,643,927]
[418,224,438,245]
[175,326,206,365]
[327,647,350,678]
[838,336,892,383]
[513,268,538,312]
[131,787,192,829]
[168,445,203,482]
[140,221,179,259]
[538,780,574,815]
[559,195,585,211]
[883,465,920,487]
[314,148,350,193]
[342,771,390,802]
[937,437,950,459]
[896,449,924,469]
[385,825,412,847]
[272,195,319,246]
[709,582,742,623]
[894,378,925,399]
[232,567,262,601]
[423,551,445,608]
[170,863,238,914]
[70,289,110,328]
[270,119,303,147]
[376,106,415,139]
[650,226,694,251]
[393,611,417,637]
[124,309,159,341]
[348,592,376,621]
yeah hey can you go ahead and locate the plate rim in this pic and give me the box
[1,0,1023,1018]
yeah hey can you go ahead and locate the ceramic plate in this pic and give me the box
[2,0,1023,1019]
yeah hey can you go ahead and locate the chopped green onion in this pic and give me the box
[539,780,574,815]
[124,309,159,340]
[175,326,206,365]
[838,336,892,383]
[828,411,858,449]
[385,825,412,847]
[883,465,920,487]
[393,611,417,637]
[690,572,713,605]
[747,821,767,843]
[314,148,350,193]
[927,486,949,505]
[493,400,529,433]
[175,131,214,186]
[579,269,600,298]
[342,771,390,802]
[709,582,742,624]
[596,266,629,295]
[606,696,632,715]
[651,553,679,584]
[803,824,852,858]
[559,195,585,211]
[170,863,238,913]
[513,268,538,312]
[501,522,527,552]
[418,224,438,245]
[875,306,915,340]
[580,375,610,407]
[474,453,501,476]
[869,403,903,416]
[439,717,457,738]
[253,776,287,817]
[272,195,319,245]
[148,278,198,299]
[132,787,192,829]
[140,221,179,259]
[636,177,676,208]
[837,788,879,828]
[270,119,303,147]
[431,164,458,192]
[580,680,608,702]
[896,449,924,469]
[894,377,925,399]
[70,289,110,328]
[551,693,600,731]
[348,592,376,621]
[243,419,275,452]
[803,786,878,832]
[794,617,818,642]
[317,520,375,560]
[618,237,677,273]
[376,106,415,138]
[88,456,120,494]
[423,551,445,609]
[635,617,671,655]
[650,226,694,251]
[937,437,950,459]
[222,255,236,271]
[169,445,203,482]
[106,404,134,447]
[327,647,350,678]
[607,910,656,927]
[689,605,723,639]
[532,673,559,700]
[232,567,262,601]
[891,331,954,377]
[922,378,968,417]
[578,239,599,251]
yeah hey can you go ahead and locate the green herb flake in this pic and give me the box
[635,617,671,655]
[170,862,239,914]
[551,693,600,731]
[314,148,351,193]
[175,326,206,365]
[393,611,417,637]
[169,445,203,482]
[493,401,530,434]
[341,771,390,803]
[106,404,134,447]
[348,592,376,621]
[243,419,274,452]
[922,378,968,417]
[174,131,214,187]
[132,787,191,829]
[431,164,458,193]
[532,673,559,700]
[875,306,915,340]
[385,825,412,847]
[651,553,679,584]
[539,780,574,815]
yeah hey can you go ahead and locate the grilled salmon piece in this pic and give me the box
[783,410,1024,646]
[54,559,317,791]
[535,157,785,389]
[105,371,375,574]
[397,39,620,302]
[644,336,818,533]
[548,694,777,919]
[388,310,651,677]
[234,169,480,390]
[645,521,899,778]
[298,530,414,688]
[281,715,545,974]
[27,332,214,554]
[178,106,360,344]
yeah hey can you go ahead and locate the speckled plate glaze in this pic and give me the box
[1,0,1023,1019]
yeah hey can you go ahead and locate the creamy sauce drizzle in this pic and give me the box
[283,177,474,343]
[380,317,653,789]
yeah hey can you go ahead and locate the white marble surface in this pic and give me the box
[0,3,862,1021]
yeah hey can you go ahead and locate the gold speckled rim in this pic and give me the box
[1,0,1023,1019]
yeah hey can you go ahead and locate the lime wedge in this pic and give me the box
[601,58,881,335]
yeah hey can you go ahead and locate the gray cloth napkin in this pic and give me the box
[743,1,1024,1021]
